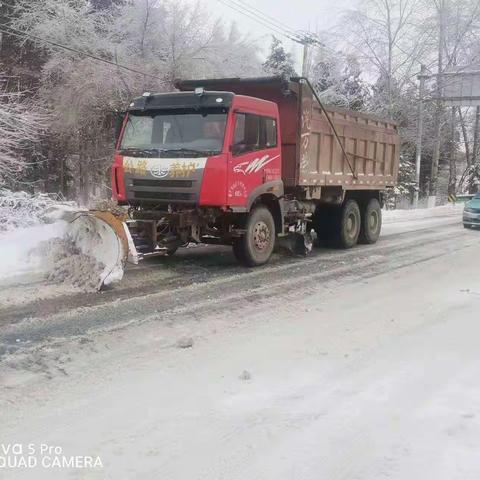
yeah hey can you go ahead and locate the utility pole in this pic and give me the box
[470,106,480,193]
[430,0,445,198]
[298,33,323,78]
[302,41,309,77]
[414,64,427,208]
[448,107,457,195]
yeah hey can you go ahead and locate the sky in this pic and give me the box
[202,0,357,69]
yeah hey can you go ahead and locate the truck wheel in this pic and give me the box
[233,205,275,266]
[358,198,382,244]
[332,199,361,248]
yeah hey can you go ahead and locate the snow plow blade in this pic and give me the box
[46,208,138,290]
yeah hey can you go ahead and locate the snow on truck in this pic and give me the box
[62,76,399,289]
[111,76,399,267]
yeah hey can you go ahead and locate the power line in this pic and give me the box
[0,24,169,84]
[215,0,303,43]
[214,0,344,78]
[229,0,300,38]
[214,0,331,59]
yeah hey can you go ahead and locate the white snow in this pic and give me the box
[1,216,479,480]
[383,203,464,223]
[0,220,67,280]
[0,193,126,290]
[0,188,72,232]
[381,203,464,236]
[0,202,464,290]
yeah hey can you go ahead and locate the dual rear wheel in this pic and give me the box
[313,197,381,249]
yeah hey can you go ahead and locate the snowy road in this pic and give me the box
[1,207,480,479]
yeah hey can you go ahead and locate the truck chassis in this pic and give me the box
[127,189,382,266]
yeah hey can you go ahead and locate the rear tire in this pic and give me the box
[233,205,275,266]
[463,223,472,229]
[331,199,361,248]
[358,198,382,244]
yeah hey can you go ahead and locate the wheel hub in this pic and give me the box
[253,221,271,251]
[346,213,357,238]
[369,211,379,231]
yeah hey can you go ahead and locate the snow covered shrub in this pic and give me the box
[0,188,72,232]
[383,156,416,209]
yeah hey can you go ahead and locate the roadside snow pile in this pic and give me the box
[35,237,106,292]
[0,189,72,281]
[0,219,68,280]
[383,203,463,223]
[0,190,125,291]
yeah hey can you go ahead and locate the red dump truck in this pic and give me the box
[112,76,400,265]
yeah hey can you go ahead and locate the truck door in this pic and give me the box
[227,111,281,208]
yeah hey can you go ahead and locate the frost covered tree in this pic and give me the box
[384,154,417,208]
[338,55,369,111]
[90,0,125,9]
[0,76,46,185]
[263,36,296,79]
[341,0,430,119]
[310,48,369,111]
[8,0,261,200]
[340,0,480,197]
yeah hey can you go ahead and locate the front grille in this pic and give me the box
[132,179,193,188]
[134,191,194,201]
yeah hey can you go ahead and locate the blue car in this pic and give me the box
[463,192,480,228]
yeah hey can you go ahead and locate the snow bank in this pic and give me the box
[0,189,70,279]
[0,220,68,280]
[0,190,125,291]
[383,204,463,223]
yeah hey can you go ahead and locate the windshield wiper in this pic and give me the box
[121,147,160,157]
[121,147,219,157]
[163,148,204,154]
[162,148,220,157]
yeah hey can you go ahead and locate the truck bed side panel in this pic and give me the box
[297,84,400,190]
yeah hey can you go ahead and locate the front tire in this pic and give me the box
[233,205,275,266]
[358,198,382,244]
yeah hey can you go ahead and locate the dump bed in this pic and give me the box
[176,77,400,191]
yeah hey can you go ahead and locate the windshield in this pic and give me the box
[474,193,480,199]
[120,108,228,155]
